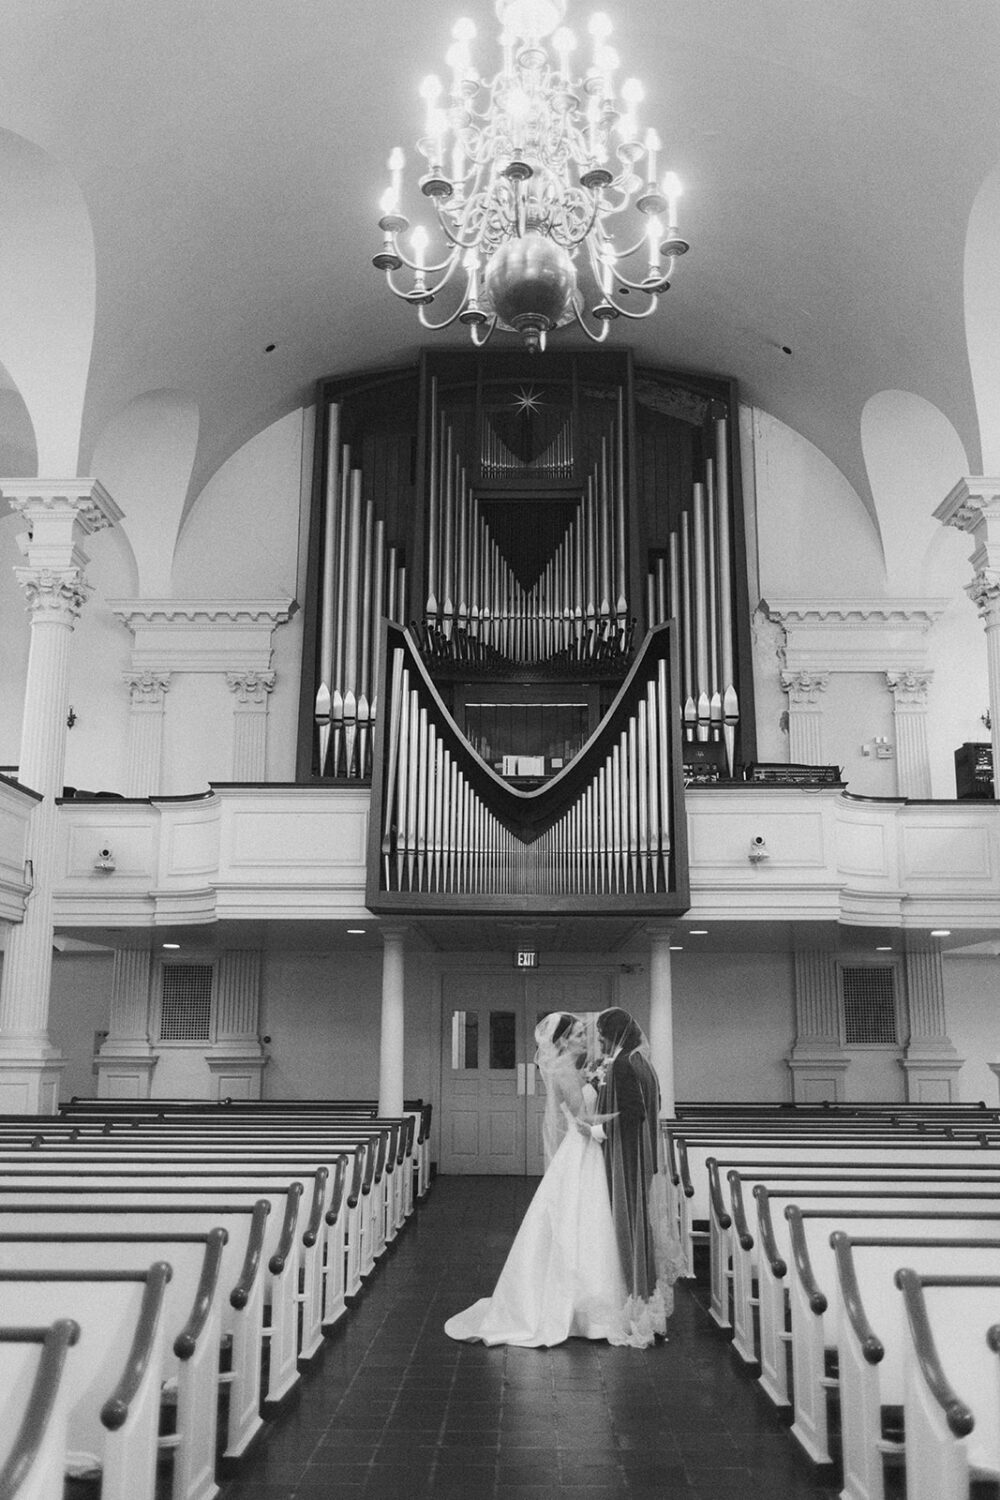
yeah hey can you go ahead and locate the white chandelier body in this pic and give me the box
[373,0,689,353]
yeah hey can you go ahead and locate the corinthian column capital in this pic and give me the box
[124,670,172,707]
[780,669,829,706]
[967,570,1000,630]
[226,670,276,706]
[886,669,933,707]
[14,566,91,625]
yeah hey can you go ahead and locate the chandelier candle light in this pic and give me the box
[373,0,689,352]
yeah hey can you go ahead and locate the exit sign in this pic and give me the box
[515,950,538,969]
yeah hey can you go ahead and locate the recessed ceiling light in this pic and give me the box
[875,946,893,952]
[669,944,683,951]
[689,929,708,935]
[347,928,366,935]
[162,942,180,950]
[930,930,951,938]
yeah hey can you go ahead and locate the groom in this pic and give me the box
[587,1008,661,1303]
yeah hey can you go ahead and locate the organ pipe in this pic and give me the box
[373,626,677,901]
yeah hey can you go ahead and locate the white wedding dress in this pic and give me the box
[445,1084,630,1347]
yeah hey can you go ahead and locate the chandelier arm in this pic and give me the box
[570,301,612,343]
[600,294,664,321]
[416,298,475,331]
[610,257,676,294]
[468,317,499,348]
[390,243,460,277]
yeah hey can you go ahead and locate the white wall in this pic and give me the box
[944,956,1000,1105]
[48,951,113,1100]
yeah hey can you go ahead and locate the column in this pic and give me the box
[0,479,122,1113]
[934,477,1000,793]
[207,950,267,1100]
[786,949,849,1102]
[646,925,675,1119]
[885,670,933,799]
[226,671,275,781]
[780,670,829,764]
[378,927,406,1117]
[900,946,963,1103]
[95,948,158,1098]
[123,671,171,796]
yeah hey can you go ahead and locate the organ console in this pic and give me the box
[296,350,755,911]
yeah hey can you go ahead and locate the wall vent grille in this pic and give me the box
[159,964,213,1042]
[841,965,897,1045]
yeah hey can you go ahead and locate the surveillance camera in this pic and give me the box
[748,835,769,863]
[94,846,116,872]
[100,847,112,860]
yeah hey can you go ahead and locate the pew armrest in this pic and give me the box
[231,1200,270,1310]
[347,1147,365,1208]
[677,1138,695,1199]
[0,1321,80,1500]
[101,1262,172,1431]
[174,1228,227,1360]
[895,1268,975,1439]
[830,1232,883,1364]
[785,1206,826,1314]
[303,1168,329,1248]
[753,1187,786,1278]
[326,1154,349,1226]
[269,1183,304,1275]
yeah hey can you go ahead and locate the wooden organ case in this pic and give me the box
[296,350,756,916]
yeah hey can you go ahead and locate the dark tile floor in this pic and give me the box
[220,1176,840,1499]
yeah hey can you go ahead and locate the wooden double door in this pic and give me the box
[439,969,613,1175]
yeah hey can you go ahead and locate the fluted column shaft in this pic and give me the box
[934,478,1000,796]
[215,950,262,1039]
[780,671,829,765]
[0,480,121,1112]
[379,928,406,1118]
[124,672,171,796]
[787,949,849,1102]
[886,671,932,798]
[227,671,275,781]
[900,944,962,1102]
[106,949,153,1042]
[647,928,675,1120]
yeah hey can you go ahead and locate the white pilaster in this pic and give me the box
[787,949,849,1102]
[0,479,121,1112]
[96,948,158,1098]
[207,950,266,1100]
[934,477,1000,794]
[900,946,962,1103]
[226,671,275,781]
[646,926,675,1119]
[378,927,406,1118]
[885,670,933,799]
[123,671,171,797]
[780,671,829,764]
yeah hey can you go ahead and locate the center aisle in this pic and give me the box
[220,1176,840,1500]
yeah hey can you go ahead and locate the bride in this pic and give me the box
[444,1011,672,1348]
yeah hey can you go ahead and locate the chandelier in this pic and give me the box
[373,0,689,353]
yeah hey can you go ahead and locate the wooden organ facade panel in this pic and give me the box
[296,350,755,914]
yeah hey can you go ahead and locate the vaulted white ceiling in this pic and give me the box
[3,0,1000,513]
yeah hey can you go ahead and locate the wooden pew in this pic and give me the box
[0,1265,170,1500]
[0,1181,303,1410]
[751,1185,1000,1459]
[0,1232,225,1500]
[0,1320,79,1500]
[897,1271,1000,1500]
[833,1231,1000,1500]
[0,1202,269,1463]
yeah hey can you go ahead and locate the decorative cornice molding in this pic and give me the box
[108,598,297,674]
[780,669,829,706]
[767,597,948,675]
[14,567,91,624]
[767,598,948,629]
[2,478,123,535]
[886,669,933,707]
[226,670,276,705]
[934,476,1000,533]
[109,599,295,629]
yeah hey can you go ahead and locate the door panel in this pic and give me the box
[440,969,616,1175]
